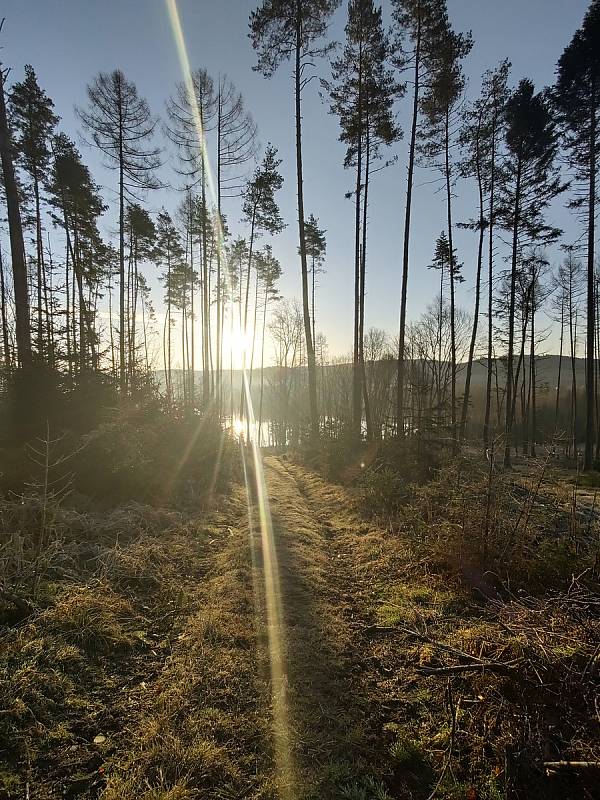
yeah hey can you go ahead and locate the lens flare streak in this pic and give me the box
[165,3,295,795]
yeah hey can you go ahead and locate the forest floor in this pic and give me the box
[1,454,598,799]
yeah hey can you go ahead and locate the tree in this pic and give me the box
[241,144,285,337]
[326,0,401,440]
[9,65,58,363]
[256,245,282,442]
[480,61,510,449]
[499,79,564,466]
[459,61,510,443]
[240,144,285,418]
[304,213,326,346]
[250,0,340,439]
[0,242,12,370]
[419,12,472,446]
[554,0,600,469]
[125,203,155,386]
[166,69,218,408]
[392,0,446,433]
[77,70,160,393]
[215,76,257,413]
[0,56,32,367]
[47,133,106,373]
[155,210,184,405]
[427,231,462,426]
[552,250,584,454]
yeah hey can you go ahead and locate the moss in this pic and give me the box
[389,735,429,771]
[0,770,23,796]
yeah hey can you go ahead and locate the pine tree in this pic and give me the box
[9,65,58,363]
[392,0,447,433]
[554,0,600,469]
[240,144,284,418]
[214,76,257,414]
[419,12,472,447]
[125,203,155,387]
[427,231,462,426]
[77,70,160,393]
[256,245,282,443]
[0,242,12,370]
[0,58,32,368]
[47,133,106,373]
[499,79,564,466]
[458,60,510,443]
[155,210,185,405]
[250,0,340,439]
[241,144,285,340]
[326,0,401,440]
[304,213,326,346]
[167,70,218,408]
[480,62,510,449]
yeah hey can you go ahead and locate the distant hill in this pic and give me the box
[156,354,585,394]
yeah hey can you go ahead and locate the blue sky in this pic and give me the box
[2,0,591,358]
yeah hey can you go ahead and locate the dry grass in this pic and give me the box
[284,454,600,800]
[2,449,597,800]
[0,489,276,799]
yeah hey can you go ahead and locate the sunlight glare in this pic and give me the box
[165,5,296,797]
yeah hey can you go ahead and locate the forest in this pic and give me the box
[0,0,599,799]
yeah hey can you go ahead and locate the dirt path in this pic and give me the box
[246,454,399,800]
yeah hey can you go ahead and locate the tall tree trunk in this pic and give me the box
[352,40,363,442]
[240,209,256,419]
[167,253,172,404]
[397,4,421,434]
[0,65,32,367]
[584,89,596,470]
[189,198,195,407]
[530,285,536,457]
[503,153,522,467]
[595,275,600,462]
[117,89,126,394]
[483,97,498,449]
[360,117,373,440]
[201,170,210,407]
[444,109,457,449]
[295,0,318,439]
[555,295,564,434]
[461,110,485,440]
[311,255,316,350]
[33,174,45,358]
[216,82,223,417]
[108,266,116,381]
[249,268,260,385]
[570,307,578,458]
[0,243,11,370]
[258,289,268,446]
[45,232,55,369]
[64,228,72,379]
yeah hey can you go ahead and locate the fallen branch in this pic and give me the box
[544,761,600,772]
[395,623,522,669]
[417,662,516,676]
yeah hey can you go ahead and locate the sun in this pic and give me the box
[232,327,253,356]
[232,417,246,437]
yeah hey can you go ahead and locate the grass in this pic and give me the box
[287,449,600,800]
[1,445,598,800]
[0,485,277,800]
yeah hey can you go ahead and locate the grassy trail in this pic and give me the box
[251,455,394,799]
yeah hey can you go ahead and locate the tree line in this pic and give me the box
[0,1,599,468]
